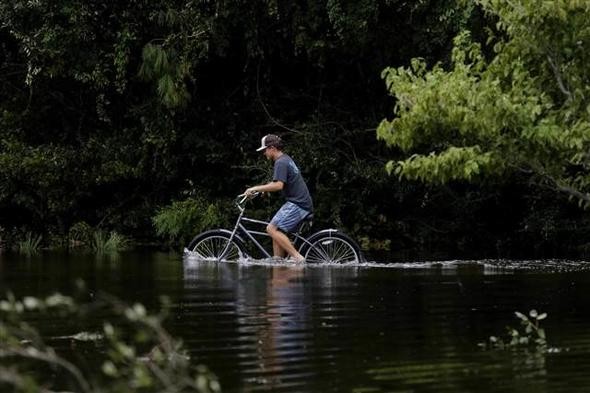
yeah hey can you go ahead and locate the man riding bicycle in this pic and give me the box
[244,134,313,263]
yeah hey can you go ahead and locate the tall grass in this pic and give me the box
[92,231,129,254]
[17,232,42,255]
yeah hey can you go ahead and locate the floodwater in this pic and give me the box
[2,251,590,392]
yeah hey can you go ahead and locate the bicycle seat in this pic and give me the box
[294,213,313,234]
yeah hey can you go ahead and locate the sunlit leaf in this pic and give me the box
[515,311,527,321]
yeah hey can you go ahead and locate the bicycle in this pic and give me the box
[186,193,364,263]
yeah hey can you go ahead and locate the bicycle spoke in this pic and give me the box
[305,236,359,263]
[201,238,216,258]
[192,235,241,261]
[308,242,330,262]
[212,238,221,256]
[332,240,346,262]
[334,240,355,262]
[311,242,333,263]
[323,238,339,262]
[202,239,215,257]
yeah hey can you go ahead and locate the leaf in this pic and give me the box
[72,331,104,342]
[102,360,118,377]
[515,311,527,321]
[23,297,40,310]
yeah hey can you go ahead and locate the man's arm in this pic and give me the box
[245,181,284,195]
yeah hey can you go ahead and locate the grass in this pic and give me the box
[17,232,42,255]
[92,231,129,254]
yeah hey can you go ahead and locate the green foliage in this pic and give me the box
[92,231,129,254]
[388,146,497,184]
[481,309,548,351]
[379,1,590,207]
[153,197,227,246]
[139,43,190,109]
[5,0,561,258]
[0,291,221,392]
[16,232,42,255]
[68,221,94,248]
[326,0,377,47]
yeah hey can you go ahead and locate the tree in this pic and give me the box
[378,1,590,207]
[0,0,474,251]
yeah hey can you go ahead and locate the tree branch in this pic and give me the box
[256,60,302,134]
[0,348,91,393]
[542,173,590,203]
[546,55,573,103]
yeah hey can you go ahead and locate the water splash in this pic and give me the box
[183,249,590,273]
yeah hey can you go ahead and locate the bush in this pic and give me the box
[152,197,228,246]
[69,221,94,249]
[0,289,221,392]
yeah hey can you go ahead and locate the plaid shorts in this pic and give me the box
[270,202,310,233]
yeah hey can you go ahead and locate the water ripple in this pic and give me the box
[184,251,590,273]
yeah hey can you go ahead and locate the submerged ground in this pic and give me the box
[2,252,590,392]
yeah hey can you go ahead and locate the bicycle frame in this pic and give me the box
[223,194,313,259]
[187,193,362,263]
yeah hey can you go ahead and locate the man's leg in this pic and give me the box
[272,236,287,258]
[267,224,304,262]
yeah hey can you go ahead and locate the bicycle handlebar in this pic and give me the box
[237,191,261,205]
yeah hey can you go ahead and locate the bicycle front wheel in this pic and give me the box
[304,232,361,264]
[187,230,244,261]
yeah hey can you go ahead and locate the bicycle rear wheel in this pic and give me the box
[187,230,245,261]
[304,232,361,263]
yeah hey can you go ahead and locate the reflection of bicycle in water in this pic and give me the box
[186,193,363,263]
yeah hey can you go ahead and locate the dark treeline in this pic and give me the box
[0,0,588,259]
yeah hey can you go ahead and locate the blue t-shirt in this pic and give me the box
[273,154,313,212]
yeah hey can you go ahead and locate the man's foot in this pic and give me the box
[270,256,286,263]
[287,256,305,264]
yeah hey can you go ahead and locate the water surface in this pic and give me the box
[2,252,590,392]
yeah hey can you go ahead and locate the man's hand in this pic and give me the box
[244,187,258,196]
[244,181,282,196]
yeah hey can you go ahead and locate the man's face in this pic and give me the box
[263,146,275,160]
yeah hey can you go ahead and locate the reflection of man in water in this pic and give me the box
[257,265,305,387]
[244,134,313,263]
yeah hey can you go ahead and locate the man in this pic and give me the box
[244,134,313,263]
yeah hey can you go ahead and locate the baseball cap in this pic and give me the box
[256,134,283,151]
